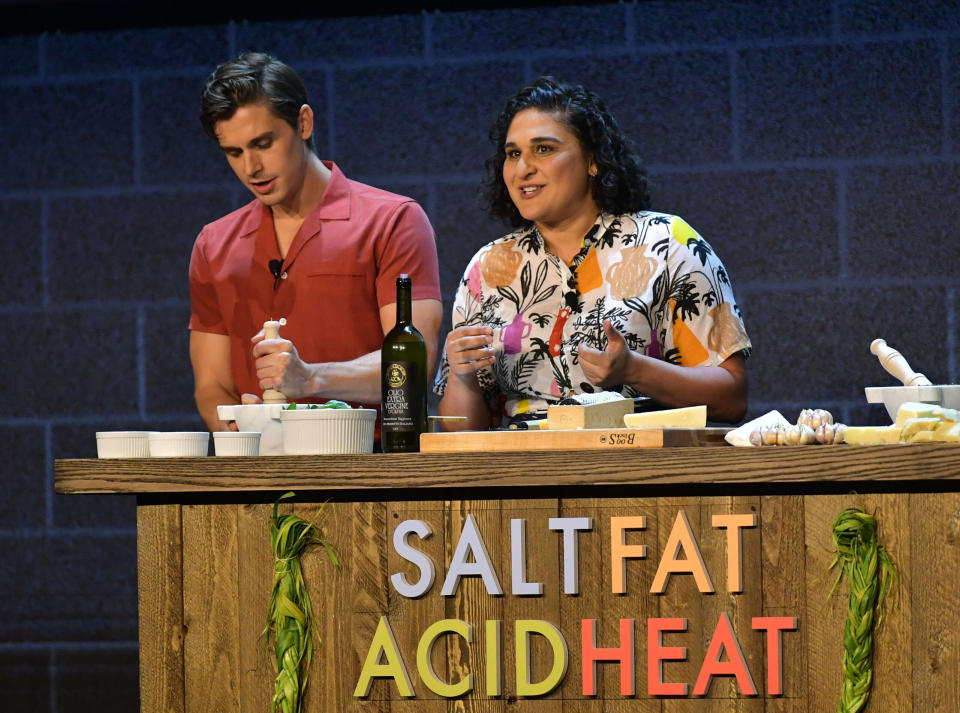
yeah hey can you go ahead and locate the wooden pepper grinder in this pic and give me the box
[262,319,288,404]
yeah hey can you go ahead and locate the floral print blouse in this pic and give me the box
[433,211,752,421]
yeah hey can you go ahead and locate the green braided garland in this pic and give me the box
[263,493,339,713]
[829,508,898,713]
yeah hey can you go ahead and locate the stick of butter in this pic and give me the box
[623,405,707,429]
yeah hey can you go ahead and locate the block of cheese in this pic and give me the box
[908,430,937,443]
[842,426,902,444]
[937,407,960,423]
[546,398,633,430]
[933,423,960,441]
[935,420,960,435]
[894,402,942,428]
[623,405,707,429]
[900,417,942,441]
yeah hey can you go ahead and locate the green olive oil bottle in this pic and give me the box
[381,274,427,452]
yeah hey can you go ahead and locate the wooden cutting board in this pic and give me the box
[419,427,730,452]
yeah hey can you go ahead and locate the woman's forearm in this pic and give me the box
[623,352,748,423]
[438,376,496,431]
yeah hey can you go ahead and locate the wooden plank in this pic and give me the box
[758,495,806,712]
[698,496,764,705]
[502,498,561,710]
[299,501,381,713]
[182,503,241,713]
[137,503,185,713]
[761,699,806,713]
[804,494,915,713]
[54,443,960,493]
[445,499,506,713]
[421,429,665,452]
[598,496,660,712]
[910,493,960,712]
[115,457,960,712]
[237,503,273,713]
[667,701,763,713]
[862,493,911,713]
[385,499,445,709]
[659,496,702,713]
[557,496,602,709]
[421,428,731,453]
[801,495,849,713]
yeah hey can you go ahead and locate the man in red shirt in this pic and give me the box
[190,53,442,431]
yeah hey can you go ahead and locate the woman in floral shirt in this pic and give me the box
[435,77,751,429]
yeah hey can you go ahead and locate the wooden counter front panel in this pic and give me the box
[136,494,960,713]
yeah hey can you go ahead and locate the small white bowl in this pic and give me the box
[213,431,261,457]
[96,431,151,459]
[280,408,376,455]
[148,432,210,457]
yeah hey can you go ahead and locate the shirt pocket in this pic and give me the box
[299,265,381,356]
[303,265,375,314]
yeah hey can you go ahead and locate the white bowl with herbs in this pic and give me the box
[280,401,376,455]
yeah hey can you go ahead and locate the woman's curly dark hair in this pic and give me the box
[482,77,650,227]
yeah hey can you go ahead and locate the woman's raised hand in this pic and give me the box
[445,325,495,382]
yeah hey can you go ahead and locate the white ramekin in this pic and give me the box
[280,408,376,455]
[213,431,261,456]
[148,432,210,457]
[96,431,151,458]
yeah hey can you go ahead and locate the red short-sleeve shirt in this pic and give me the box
[189,162,441,405]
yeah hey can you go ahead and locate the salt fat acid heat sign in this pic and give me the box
[354,510,797,699]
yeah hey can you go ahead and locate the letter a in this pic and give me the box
[354,616,415,697]
[650,510,714,594]
[692,612,757,696]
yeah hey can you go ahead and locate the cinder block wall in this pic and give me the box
[1,1,957,708]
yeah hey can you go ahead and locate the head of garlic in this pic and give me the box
[798,408,834,431]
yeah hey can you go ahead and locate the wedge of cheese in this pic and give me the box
[900,417,942,441]
[623,405,707,429]
[933,423,960,441]
[935,420,960,435]
[894,402,943,428]
[937,407,960,423]
[546,398,633,430]
[842,426,902,444]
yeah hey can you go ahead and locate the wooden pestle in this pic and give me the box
[870,338,932,386]
[261,320,287,404]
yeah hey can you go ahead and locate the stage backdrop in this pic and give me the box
[1,1,958,709]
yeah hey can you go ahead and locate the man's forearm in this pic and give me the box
[302,349,382,404]
[195,384,240,432]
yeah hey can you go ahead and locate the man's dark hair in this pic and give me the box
[200,52,315,152]
[482,76,650,227]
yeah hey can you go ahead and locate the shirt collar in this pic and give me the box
[237,160,351,239]
[528,212,605,250]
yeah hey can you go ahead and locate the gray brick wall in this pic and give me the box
[1,1,957,707]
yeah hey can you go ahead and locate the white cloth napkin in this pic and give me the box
[724,410,792,447]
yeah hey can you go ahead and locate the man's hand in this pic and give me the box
[578,320,634,389]
[251,331,314,399]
